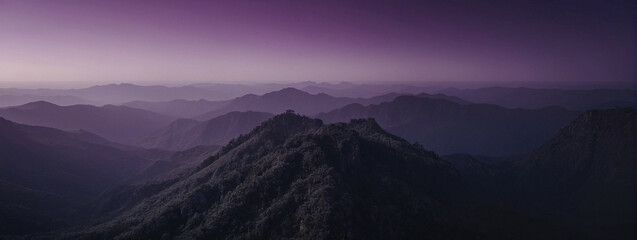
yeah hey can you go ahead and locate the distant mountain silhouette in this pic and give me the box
[299,82,416,98]
[0,118,153,235]
[124,88,425,120]
[414,92,471,104]
[0,101,176,143]
[136,111,274,151]
[123,99,231,118]
[74,83,217,103]
[0,94,95,108]
[193,88,408,120]
[0,83,253,105]
[317,95,579,156]
[3,83,632,109]
[437,87,636,110]
[1,82,393,106]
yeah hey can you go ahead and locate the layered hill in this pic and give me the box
[317,95,579,156]
[0,83,227,104]
[193,88,406,120]
[0,94,94,108]
[135,111,274,151]
[0,101,176,143]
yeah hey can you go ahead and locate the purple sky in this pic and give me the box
[0,0,633,87]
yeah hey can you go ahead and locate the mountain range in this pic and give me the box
[123,99,231,118]
[135,111,274,151]
[436,87,636,110]
[0,83,634,239]
[317,95,580,156]
[3,83,633,111]
[0,118,153,235]
[0,94,95,108]
[124,88,468,120]
[51,108,635,239]
[193,88,407,120]
[0,83,226,105]
[0,101,176,143]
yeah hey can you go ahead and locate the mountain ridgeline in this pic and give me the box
[193,88,406,120]
[54,109,635,239]
[0,101,176,143]
[135,111,274,151]
[123,99,231,118]
[317,95,580,156]
[3,83,633,111]
[436,87,637,110]
[0,118,153,235]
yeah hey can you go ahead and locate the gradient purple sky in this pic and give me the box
[0,0,634,87]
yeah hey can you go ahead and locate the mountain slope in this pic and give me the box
[69,112,480,239]
[194,88,407,120]
[0,101,176,143]
[510,108,636,238]
[317,95,579,156]
[136,111,274,151]
[0,118,154,235]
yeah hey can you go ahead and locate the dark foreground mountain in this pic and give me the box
[132,145,223,184]
[54,109,636,240]
[0,101,176,143]
[508,108,636,239]
[437,87,636,110]
[136,111,274,151]
[63,112,485,239]
[0,118,153,235]
[317,95,579,156]
[193,88,406,120]
[437,109,636,239]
